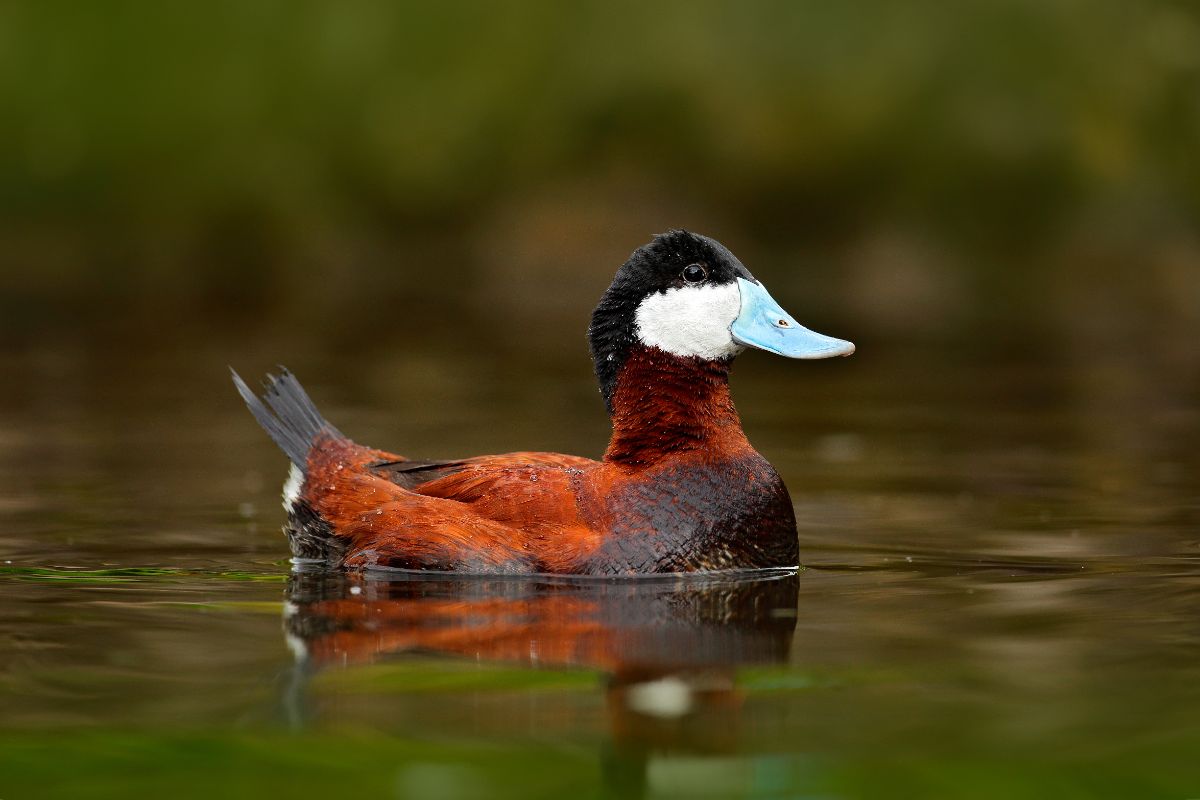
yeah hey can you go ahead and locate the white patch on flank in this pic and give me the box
[282,463,304,511]
[633,281,744,360]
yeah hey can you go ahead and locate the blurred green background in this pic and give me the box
[3,6,1200,798]
[3,0,1198,356]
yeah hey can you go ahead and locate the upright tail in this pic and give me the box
[231,367,342,467]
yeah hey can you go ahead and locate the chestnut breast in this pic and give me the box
[580,452,798,574]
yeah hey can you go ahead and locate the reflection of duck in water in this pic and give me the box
[235,230,853,575]
[286,570,799,673]
[283,571,799,797]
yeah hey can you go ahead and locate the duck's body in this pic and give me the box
[235,231,852,575]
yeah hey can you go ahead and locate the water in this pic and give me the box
[1,329,1198,799]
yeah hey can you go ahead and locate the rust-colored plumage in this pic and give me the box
[235,230,852,575]
[287,346,795,575]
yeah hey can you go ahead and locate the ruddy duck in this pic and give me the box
[234,230,853,574]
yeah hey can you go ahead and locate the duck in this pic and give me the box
[233,230,854,575]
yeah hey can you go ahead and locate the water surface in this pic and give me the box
[1,334,1197,799]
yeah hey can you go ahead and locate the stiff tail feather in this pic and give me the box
[231,367,342,467]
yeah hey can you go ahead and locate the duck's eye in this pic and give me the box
[681,263,708,284]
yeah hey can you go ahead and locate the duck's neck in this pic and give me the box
[603,346,751,467]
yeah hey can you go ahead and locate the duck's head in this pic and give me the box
[589,230,854,412]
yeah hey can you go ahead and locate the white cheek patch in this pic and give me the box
[633,282,744,360]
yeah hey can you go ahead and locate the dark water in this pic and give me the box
[1,332,1198,799]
